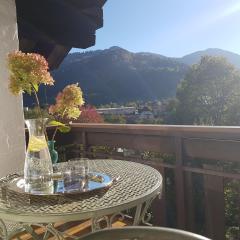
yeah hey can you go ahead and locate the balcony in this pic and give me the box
[53,123,240,240]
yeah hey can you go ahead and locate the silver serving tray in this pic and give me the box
[5,172,115,196]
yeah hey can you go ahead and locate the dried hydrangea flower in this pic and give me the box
[7,51,54,95]
[49,83,84,120]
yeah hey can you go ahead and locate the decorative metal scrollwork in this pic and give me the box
[140,198,155,225]
[109,212,125,226]
[92,216,110,232]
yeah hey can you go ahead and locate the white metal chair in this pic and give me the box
[78,226,211,240]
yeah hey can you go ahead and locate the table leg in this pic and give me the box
[23,225,42,240]
[91,198,157,230]
[134,196,159,226]
[0,220,32,240]
[43,230,51,240]
[140,197,156,225]
[133,203,143,226]
[0,219,8,240]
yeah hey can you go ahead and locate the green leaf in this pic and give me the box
[48,120,65,127]
[32,83,39,92]
[48,120,71,133]
[58,125,71,133]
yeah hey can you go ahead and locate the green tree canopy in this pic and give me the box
[176,56,240,125]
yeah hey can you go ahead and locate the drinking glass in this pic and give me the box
[68,158,90,175]
[64,161,86,191]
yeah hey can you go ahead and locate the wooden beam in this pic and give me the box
[47,44,71,69]
[71,123,240,139]
[18,38,36,52]
[185,172,196,232]
[86,132,175,153]
[203,165,225,240]
[184,138,240,162]
[175,137,186,229]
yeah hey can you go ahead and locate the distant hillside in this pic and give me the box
[23,47,240,106]
[180,48,240,68]
[27,46,188,106]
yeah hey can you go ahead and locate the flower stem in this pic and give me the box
[31,83,49,142]
[52,107,67,141]
[52,127,58,141]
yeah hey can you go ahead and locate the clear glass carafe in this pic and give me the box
[24,118,53,194]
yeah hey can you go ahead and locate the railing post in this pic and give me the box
[185,172,195,232]
[175,136,186,229]
[203,165,225,240]
[82,131,88,158]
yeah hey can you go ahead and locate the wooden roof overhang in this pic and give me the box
[15,0,107,70]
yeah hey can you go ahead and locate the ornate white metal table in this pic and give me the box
[0,159,162,239]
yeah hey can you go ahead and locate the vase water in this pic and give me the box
[24,118,53,194]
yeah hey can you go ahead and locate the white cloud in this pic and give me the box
[220,2,240,18]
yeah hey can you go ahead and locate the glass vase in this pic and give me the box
[24,118,53,194]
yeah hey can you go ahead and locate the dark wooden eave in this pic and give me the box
[15,0,107,70]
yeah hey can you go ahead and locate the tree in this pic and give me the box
[162,98,178,124]
[77,105,104,123]
[104,114,126,124]
[175,56,240,125]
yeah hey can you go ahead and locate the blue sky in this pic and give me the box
[71,0,240,57]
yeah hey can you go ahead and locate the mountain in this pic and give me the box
[30,46,189,106]
[23,47,240,106]
[180,48,240,68]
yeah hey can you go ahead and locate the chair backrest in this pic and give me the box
[78,227,211,240]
